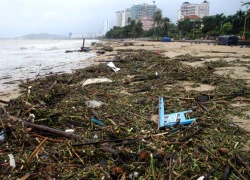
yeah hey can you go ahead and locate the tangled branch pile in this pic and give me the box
[1,49,250,179]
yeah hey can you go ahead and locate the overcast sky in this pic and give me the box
[0,0,247,38]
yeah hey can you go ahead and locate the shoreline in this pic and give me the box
[1,40,250,178]
[1,40,250,132]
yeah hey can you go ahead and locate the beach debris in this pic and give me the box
[158,97,196,129]
[197,176,205,180]
[91,117,104,126]
[96,50,105,54]
[0,105,6,115]
[129,171,139,179]
[1,49,250,179]
[65,129,75,133]
[85,100,104,108]
[81,78,113,87]
[28,113,35,123]
[102,46,113,52]
[93,134,98,140]
[28,86,32,94]
[107,62,120,72]
[8,154,16,169]
[0,130,5,144]
[123,42,134,46]
[111,166,124,176]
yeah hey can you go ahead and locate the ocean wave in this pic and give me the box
[45,46,59,51]
[19,46,36,50]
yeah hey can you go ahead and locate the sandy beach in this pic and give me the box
[1,40,250,179]
[1,40,250,133]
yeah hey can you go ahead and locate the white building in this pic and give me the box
[177,1,209,20]
[116,11,124,27]
[116,3,160,28]
[103,20,110,36]
[124,8,132,26]
[199,1,210,18]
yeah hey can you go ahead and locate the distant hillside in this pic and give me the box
[22,33,67,39]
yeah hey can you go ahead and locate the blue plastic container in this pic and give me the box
[158,97,196,129]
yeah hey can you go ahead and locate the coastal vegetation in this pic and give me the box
[106,3,250,40]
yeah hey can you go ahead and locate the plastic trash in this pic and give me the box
[158,97,196,129]
[65,129,75,133]
[107,62,120,72]
[0,130,5,144]
[91,117,104,126]
[81,78,113,87]
[85,100,104,108]
[197,176,205,180]
[8,154,16,169]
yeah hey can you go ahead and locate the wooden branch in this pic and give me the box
[28,137,48,163]
[9,116,116,154]
[9,116,87,141]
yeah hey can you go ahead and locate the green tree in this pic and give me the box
[153,10,163,27]
[220,22,233,34]
[135,21,144,37]
[177,18,193,38]
[158,17,170,36]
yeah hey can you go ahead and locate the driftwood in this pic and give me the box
[9,116,86,141]
[9,116,116,154]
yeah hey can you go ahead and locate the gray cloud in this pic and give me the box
[0,0,245,37]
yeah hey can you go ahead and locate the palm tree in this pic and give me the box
[242,2,250,37]
[153,10,163,36]
[153,10,163,27]
[242,2,250,6]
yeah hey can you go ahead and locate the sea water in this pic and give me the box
[0,39,97,93]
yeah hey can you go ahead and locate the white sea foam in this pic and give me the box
[0,39,98,93]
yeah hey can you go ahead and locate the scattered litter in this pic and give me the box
[28,113,35,122]
[93,134,98,139]
[0,130,5,144]
[96,50,105,54]
[91,117,104,126]
[197,176,204,180]
[1,47,250,179]
[158,97,196,129]
[85,100,104,108]
[81,78,113,87]
[8,154,16,169]
[107,62,120,72]
[65,129,75,133]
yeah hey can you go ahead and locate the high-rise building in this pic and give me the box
[199,1,209,18]
[177,1,209,21]
[131,3,160,21]
[116,11,124,27]
[124,8,132,26]
[103,20,110,36]
[116,3,161,30]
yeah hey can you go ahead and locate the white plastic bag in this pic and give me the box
[8,154,16,168]
[107,62,120,72]
[81,78,112,87]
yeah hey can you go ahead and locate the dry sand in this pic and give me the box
[1,40,250,132]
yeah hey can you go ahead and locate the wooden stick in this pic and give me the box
[72,138,134,146]
[9,116,116,154]
[9,116,88,141]
[30,133,64,143]
[169,154,173,180]
[0,99,8,104]
[28,137,48,163]
[19,172,31,180]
